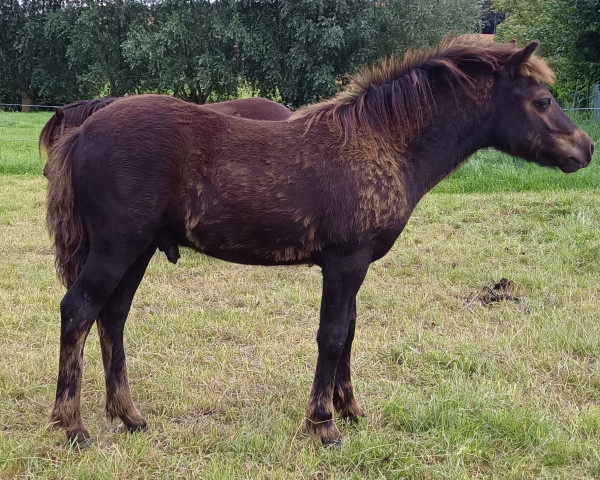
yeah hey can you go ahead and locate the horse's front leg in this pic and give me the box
[305,250,371,445]
[332,299,364,423]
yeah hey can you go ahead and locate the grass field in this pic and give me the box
[1,111,600,478]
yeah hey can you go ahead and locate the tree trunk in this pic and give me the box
[20,94,33,113]
[18,82,37,113]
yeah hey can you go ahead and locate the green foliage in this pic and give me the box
[375,0,484,57]
[0,0,82,106]
[124,0,239,103]
[0,0,25,104]
[493,0,600,106]
[572,1,600,65]
[68,0,148,97]
[37,7,84,104]
[236,0,377,106]
[1,0,487,107]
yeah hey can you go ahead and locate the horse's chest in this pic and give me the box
[349,159,407,231]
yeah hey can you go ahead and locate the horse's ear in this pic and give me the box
[506,41,539,77]
[54,107,64,122]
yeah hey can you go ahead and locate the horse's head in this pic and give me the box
[492,42,593,173]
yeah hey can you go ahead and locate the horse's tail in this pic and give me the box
[46,129,88,288]
[39,108,65,158]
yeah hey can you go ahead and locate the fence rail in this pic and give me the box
[0,103,58,109]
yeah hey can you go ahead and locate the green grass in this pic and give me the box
[2,180,600,478]
[1,110,600,478]
[0,111,51,175]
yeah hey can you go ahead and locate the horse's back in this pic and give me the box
[202,97,291,121]
[74,95,228,170]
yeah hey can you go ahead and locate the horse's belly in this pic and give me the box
[186,218,322,266]
[179,174,345,266]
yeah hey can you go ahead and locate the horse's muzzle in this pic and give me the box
[555,130,594,173]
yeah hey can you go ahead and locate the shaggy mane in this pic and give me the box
[293,35,555,142]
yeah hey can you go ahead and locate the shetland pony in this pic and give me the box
[45,36,593,446]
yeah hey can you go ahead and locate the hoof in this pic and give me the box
[340,400,364,424]
[341,413,361,427]
[129,421,149,433]
[67,429,92,450]
[321,434,342,449]
[304,418,341,447]
[121,419,149,433]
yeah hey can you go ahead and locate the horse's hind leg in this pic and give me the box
[332,299,364,423]
[51,249,143,446]
[96,245,157,432]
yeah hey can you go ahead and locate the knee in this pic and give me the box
[316,329,346,358]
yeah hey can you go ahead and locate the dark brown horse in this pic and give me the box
[39,96,291,153]
[45,36,593,447]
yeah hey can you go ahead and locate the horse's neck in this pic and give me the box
[402,89,493,206]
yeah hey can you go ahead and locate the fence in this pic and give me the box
[0,103,57,109]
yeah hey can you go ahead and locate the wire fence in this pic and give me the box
[0,103,58,109]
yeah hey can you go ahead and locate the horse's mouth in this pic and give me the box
[557,155,590,173]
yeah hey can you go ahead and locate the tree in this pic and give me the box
[124,0,239,103]
[569,1,600,79]
[236,0,377,107]
[68,0,148,97]
[0,0,25,106]
[0,0,83,109]
[374,0,485,58]
[493,0,600,106]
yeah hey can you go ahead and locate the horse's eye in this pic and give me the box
[534,98,552,110]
